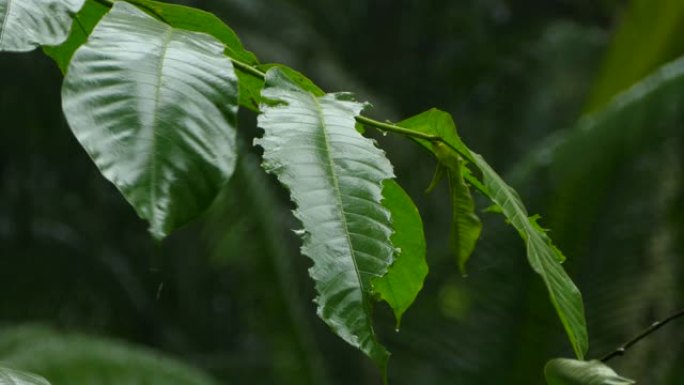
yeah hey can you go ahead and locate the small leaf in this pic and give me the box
[0,0,84,52]
[373,180,428,328]
[425,163,446,193]
[398,111,482,275]
[444,150,482,275]
[0,367,50,385]
[545,359,636,385]
[255,67,394,371]
[62,2,239,239]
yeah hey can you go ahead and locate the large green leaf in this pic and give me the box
[43,0,261,111]
[124,0,257,65]
[396,108,588,358]
[0,367,50,385]
[545,359,635,385]
[61,2,238,239]
[0,0,84,52]
[0,326,217,385]
[373,180,428,328]
[255,67,394,371]
[123,0,261,110]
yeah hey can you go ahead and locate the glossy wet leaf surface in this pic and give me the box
[545,359,636,385]
[398,110,481,275]
[256,67,394,372]
[62,2,239,239]
[0,0,84,52]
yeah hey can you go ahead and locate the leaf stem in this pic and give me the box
[600,307,684,362]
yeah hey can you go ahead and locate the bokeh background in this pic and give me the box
[1,0,683,384]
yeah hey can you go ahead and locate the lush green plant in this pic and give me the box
[4,0,677,384]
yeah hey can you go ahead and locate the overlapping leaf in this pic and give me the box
[255,67,394,371]
[373,180,428,327]
[545,359,635,385]
[0,367,50,385]
[61,2,239,239]
[398,109,481,274]
[0,0,84,52]
[398,108,588,359]
[42,0,107,72]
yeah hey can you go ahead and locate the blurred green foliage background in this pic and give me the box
[1,0,683,384]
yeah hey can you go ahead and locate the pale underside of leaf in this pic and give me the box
[0,0,84,52]
[256,68,394,370]
[0,367,50,385]
[61,2,238,239]
[545,359,636,385]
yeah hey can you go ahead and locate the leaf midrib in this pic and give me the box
[308,93,369,304]
[148,26,174,230]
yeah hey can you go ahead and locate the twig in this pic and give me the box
[600,307,684,362]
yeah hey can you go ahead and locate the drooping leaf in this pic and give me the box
[545,359,635,385]
[61,2,238,240]
[396,108,588,358]
[0,367,50,385]
[0,325,217,385]
[373,180,428,328]
[470,152,588,358]
[444,148,482,275]
[255,67,394,371]
[397,110,481,274]
[42,0,108,73]
[0,0,84,52]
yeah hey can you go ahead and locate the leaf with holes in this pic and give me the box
[0,0,84,52]
[255,67,394,372]
[61,2,238,239]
